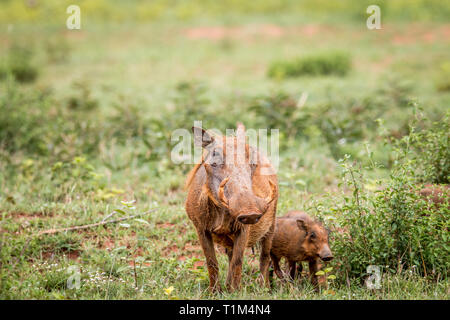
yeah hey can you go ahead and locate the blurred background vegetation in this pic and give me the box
[0,0,448,299]
[1,0,450,23]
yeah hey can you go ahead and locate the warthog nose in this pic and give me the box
[237,213,262,224]
[321,254,334,262]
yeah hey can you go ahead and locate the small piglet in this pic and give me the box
[270,211,333,287]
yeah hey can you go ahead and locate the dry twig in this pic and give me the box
[33,209,156,236]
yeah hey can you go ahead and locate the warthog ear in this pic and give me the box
[192,127,214,148]
[236,122,246,136]
[296,218,309,234]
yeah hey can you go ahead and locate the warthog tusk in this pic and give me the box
[265,179,277,206]
[218,177,230,208]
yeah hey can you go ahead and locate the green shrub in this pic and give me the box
[0,79,173,164]
[0,81,52,155]
[435,62,450,92]
[66,81,99,111]
[401,112,449,184]
[246,88,419,162]
[314,98,380,160]
[267,51,351,79]
[2,44,39,83]
[376,76,414,108]
[140,81,213,164]
[9,64,38,83]
[249,92,310,141]
[45,37,71,63]
[0,64,7,80]
[324,117,449,281]
[0,81,102,157]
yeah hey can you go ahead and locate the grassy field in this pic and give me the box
[0,1,449,299]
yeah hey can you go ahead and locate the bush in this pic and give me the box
[376,76,414,108]
[246,88,420,163]
[0,81,52,155]
[435,62,450,92]
[267,51,351,79]
[66,81,99,111]
[314,97,382,160]
[249,92,310,141]
[45,37,71,63]
[0,65,7,80]
[335,159,448,280]
[323,116,449,281]
[0,80,103,158]
[1,44,39,83]
[401,112,449,184]
[0,79,195,165]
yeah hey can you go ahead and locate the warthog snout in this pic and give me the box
[237,212,262,224]
[218,176,277,225]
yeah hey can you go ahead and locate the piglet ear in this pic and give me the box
[296,218,308,233]
[192,127,214,148]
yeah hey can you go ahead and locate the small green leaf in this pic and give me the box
[121,200,136,206]
[315,270,325,276]
[327,275,336,280]
[324,267,333,273]
[114,209,127,215]
[134,218,150,225]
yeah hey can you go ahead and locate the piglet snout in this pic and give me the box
[319,246,334,262]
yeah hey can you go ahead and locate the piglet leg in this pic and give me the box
[271,253,284,280]
[259,230,274,288]
[309,259,327,291]
[288,260,297,280]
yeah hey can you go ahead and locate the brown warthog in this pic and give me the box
[270,211,333,288]
[185,124,278,291]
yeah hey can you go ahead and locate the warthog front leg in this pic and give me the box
[196,228,221,292]
[226,228,249,291]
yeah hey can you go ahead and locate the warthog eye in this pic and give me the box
[210,150,223,167]
[310,232,316,241]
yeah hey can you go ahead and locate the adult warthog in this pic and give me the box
[185,124,278,292]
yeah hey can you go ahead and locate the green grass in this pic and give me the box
[0,3,449,300]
